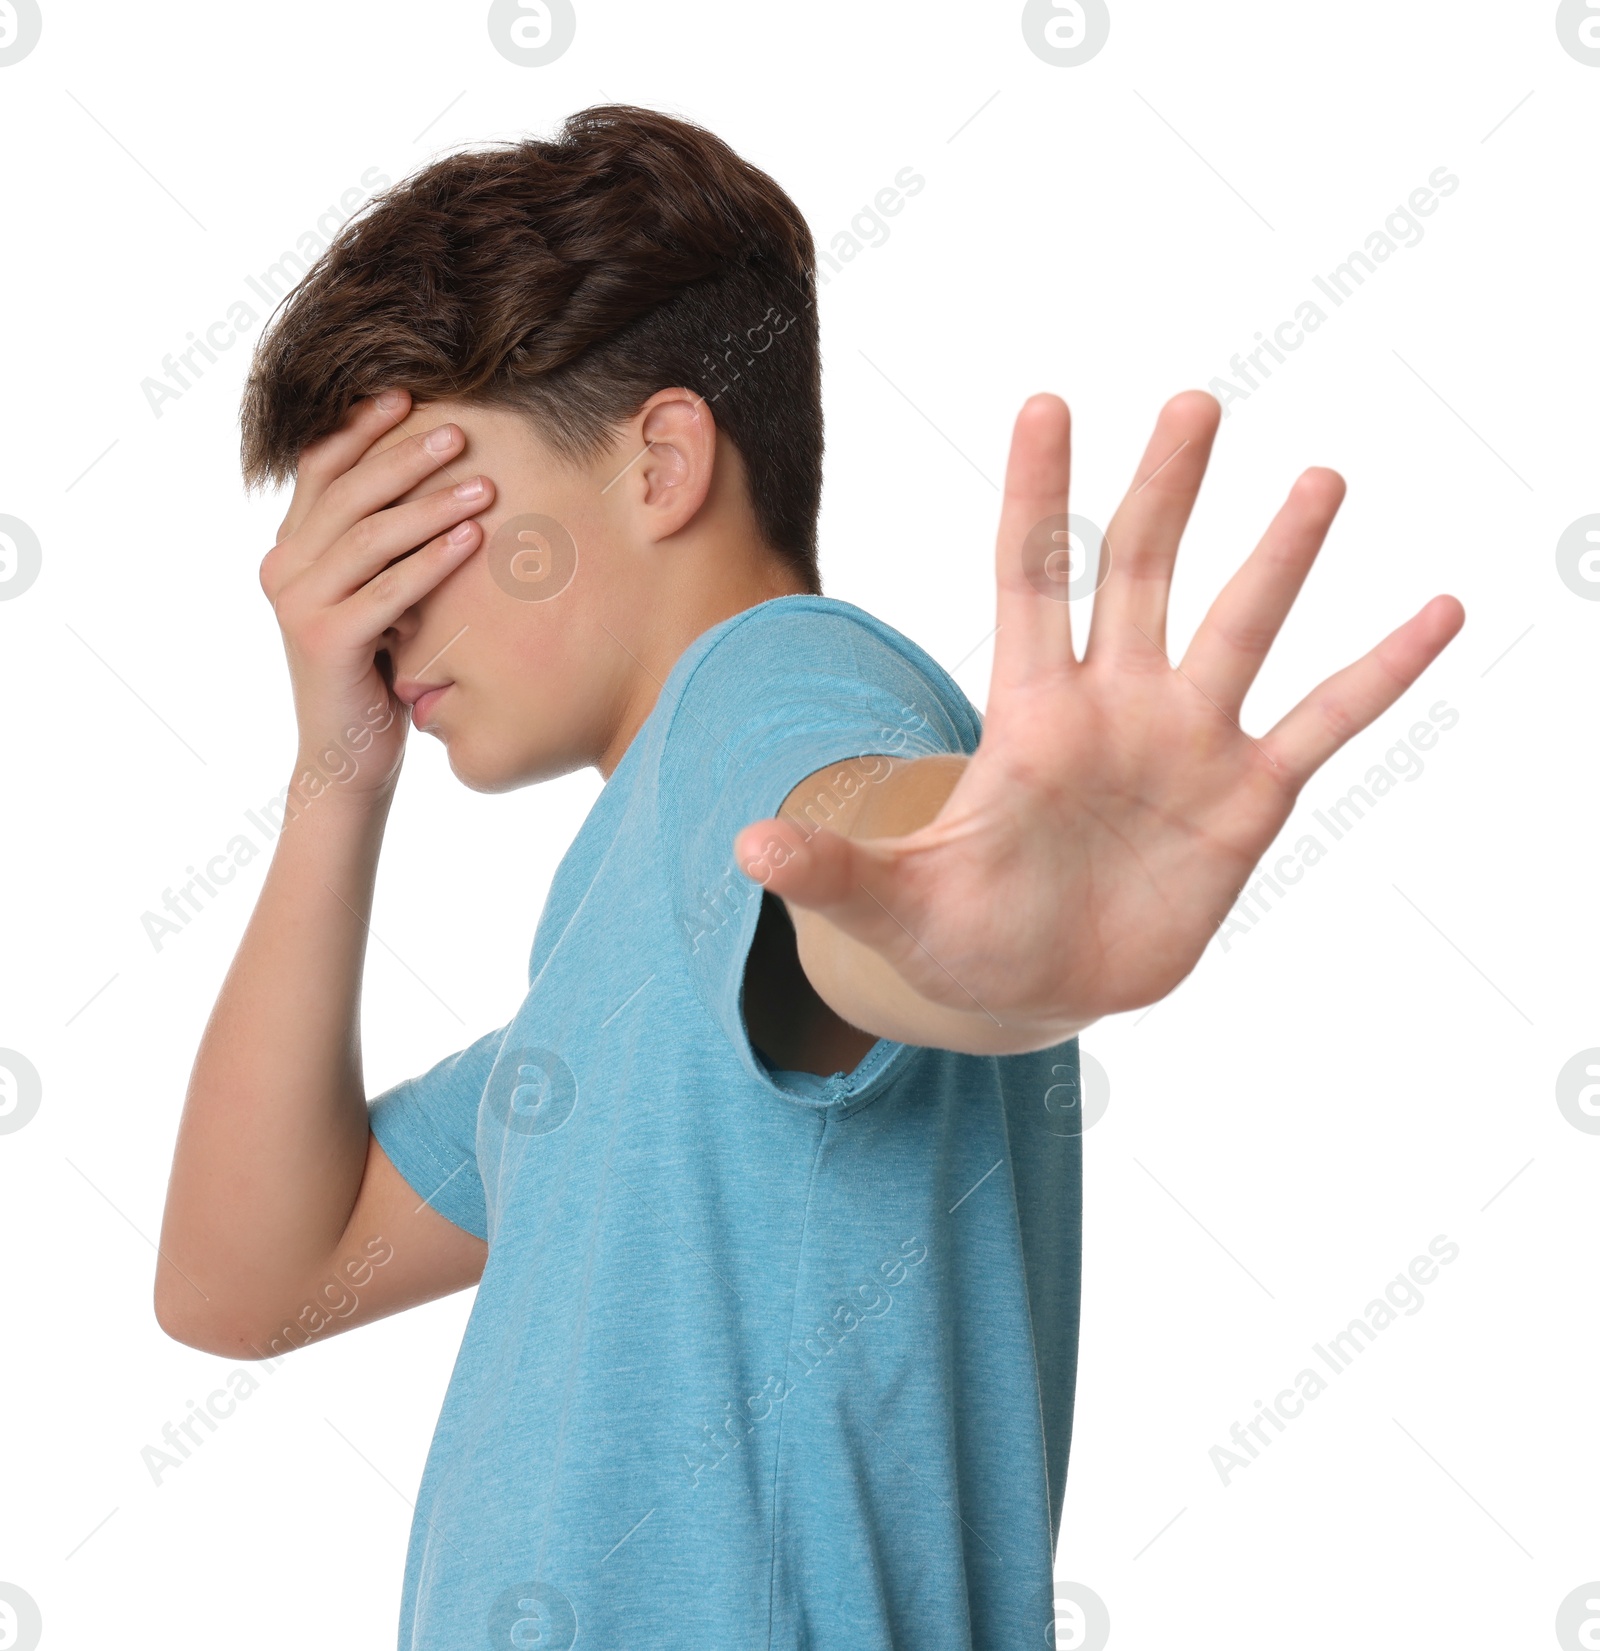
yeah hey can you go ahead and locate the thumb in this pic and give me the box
[733,816,896,930]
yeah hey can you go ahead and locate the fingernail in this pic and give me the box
[448,522,475,545]
[377,389,406,412]
[424,425,456,453]
[453,477,485,498]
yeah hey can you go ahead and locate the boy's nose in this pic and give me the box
[382,601,424,649]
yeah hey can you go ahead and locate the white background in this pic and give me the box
[0,2,1594,1647]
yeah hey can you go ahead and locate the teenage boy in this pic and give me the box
[156,105,1462,1651]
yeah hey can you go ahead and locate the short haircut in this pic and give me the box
[239,104,824,591]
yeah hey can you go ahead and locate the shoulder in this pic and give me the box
[660,595,982,752]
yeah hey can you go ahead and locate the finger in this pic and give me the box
[337,519,485,641]
[733,817,911,953]
[295,475,495,609]
[1259,595,1466,787]
[276,389,412,546]
[1083,390,1221,664]
[273,420,468,591]
[990,394,1076,697]
[1179,468,1346,716]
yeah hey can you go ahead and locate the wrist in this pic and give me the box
[283,747,399,823]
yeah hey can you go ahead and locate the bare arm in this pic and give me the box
[762,754,984,1053]
[739,392,1462,1056]
[154,784,486,1357]
[155,389,495,1356]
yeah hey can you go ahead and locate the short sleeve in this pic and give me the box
[656,598,982,1062]
[368,1022,510,1241]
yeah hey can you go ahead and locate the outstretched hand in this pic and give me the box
[735,391,1464,1050]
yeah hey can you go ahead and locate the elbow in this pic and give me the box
[152,1275,286,1362]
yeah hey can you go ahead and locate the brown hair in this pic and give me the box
[239,104,824,590]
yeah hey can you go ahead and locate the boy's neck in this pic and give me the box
[594,556,815,779]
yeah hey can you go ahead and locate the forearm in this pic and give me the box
[155,772,394,1343]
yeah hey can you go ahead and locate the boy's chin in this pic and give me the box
[443,733,558,795]
[444,741,525,795]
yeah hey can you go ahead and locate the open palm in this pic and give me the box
[743,391,1464,1047]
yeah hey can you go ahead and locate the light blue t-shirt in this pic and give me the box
[369,595,1084,1651]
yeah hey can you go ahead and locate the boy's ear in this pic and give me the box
[633,389,717,541]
